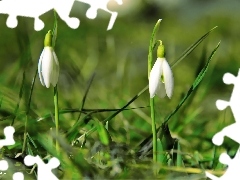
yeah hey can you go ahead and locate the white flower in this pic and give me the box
[149,57,174,98]
[38,47,59,88]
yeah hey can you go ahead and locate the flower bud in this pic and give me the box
[38,31,59,88]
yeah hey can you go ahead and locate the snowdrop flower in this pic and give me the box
[38,30,59,88]
[149,42,174,98]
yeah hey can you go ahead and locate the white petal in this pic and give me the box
[51,51,59,87]
[156,81,166,98]
[38,49,45,86]
[162,59,174,98]
[41,47,54,88]
[149,58,163,98]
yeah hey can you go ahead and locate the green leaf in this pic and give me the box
[96,118,111,146]
[164,41,220,124]
[170,26,218,68]
[52,9,58,48]
[26,68,38,115]
[66,73,95,142]
[11,71,25,125]
[148,19,162,77]
[176,141,183,167]
[157,138,167,164]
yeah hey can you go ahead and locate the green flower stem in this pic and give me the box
[150,98,157,162]
[54,85,59,154]
[53,9,59,154]
[148,20,161,166]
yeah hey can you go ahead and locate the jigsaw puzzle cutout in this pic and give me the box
[12,172,24,180]
[24,155,60,180]
[0,126,24,179]
[0,0,79,31]
[0,126,15,149]
[76,0,122,30]
[206,69,240,179]
[0,160,8,171]
[206,149,240,180]
[0,126,60,179]
[0,0,122,31]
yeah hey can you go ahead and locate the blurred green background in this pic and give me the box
[0,0,239,178]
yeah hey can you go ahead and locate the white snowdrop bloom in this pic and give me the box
[149,57,174,98]
[38,47,59,88]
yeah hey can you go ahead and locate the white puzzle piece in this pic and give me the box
[0,160,8,171]
[24,155,60,180]
[12,172,24,180]
[0,126,24,179]
[0,126,15,149]
[76,0,123,30]
[0,0,123,31]
[206,69,240,179]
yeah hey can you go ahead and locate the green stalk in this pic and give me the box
[150,98,157,162]
[54,85,59,154]
[148,20,161,165]
[53,9,59,154]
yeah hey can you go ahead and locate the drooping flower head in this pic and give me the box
[149,41,174,98]
[38,30,59,88]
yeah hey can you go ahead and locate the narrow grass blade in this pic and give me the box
[157,138,167,164]
[77,72,95,122]
[27,141,34,156]
[61,105,140,144]
[171,47,208,130]
[170,26,218,68]
[164,41,221,124]
[22,68,38,154]
[211,145,219,169]
[66,112,94,142]
[83,85,149,138]
[148,19,162,77]
[96,118,111,146]
[26,68,38,115]
[65,73,95,142]
[176,141,183,167]
[27,133,37,149]
[52,9,58,48]
[68,86,148,143]
[37,106,147,122]
[11,71,25,126]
